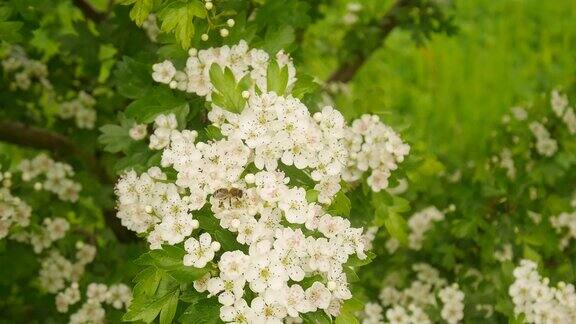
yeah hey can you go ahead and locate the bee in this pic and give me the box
[213,187,244,207]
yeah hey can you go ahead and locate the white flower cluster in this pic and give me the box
[151,40,296,99]
[0,169,13,187]
[67,282,132,324]
[386,207,444,253]
[58,91,98,129]
[511,106,528,121]
[19,154,82,202]
[116,157,368,321]
[343,2,363,25]
[498,148,516,179]
[528,121,557,157]
[39,242,97,293]
[115,167,200,247]
[550,210,576,250]
[1,45,51,91]
[115,41,409,322]
[438,284,465,324]
[494,243,513,262]
[26,217,70,253]
[551,90,576,134]
[0,187,32,239]
[509,259,576,323]
[362,226,379,251]
[343,114,410,192]
[208,96,349,191]
[149,113,178,150]
[361,302,384,324]
[141,14,160,42]
[377,264,464,324]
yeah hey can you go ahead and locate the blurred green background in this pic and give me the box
[304,0,576,163]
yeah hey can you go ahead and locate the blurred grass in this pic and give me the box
[306,0,576,163]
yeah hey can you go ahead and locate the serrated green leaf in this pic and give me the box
[129,0,154,26]
[133,266,162,297]
[266,60,289,95]
[209,64,249,112]
[328,191,351,216]
[123,289,174,323]
[114,56,154,99]
[179,296,221,324]
[158,0,206,49]
[262,25,295,54]
[291,74,320,99]
[98,120,135,153]
[302,311,332,324]
[159,290,179,324]
[346,251,376,267]
[167,265,211,284]
[125,88,189,124]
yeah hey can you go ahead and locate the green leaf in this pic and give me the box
[302,311,332,324]
[335,312,358,324]
[133,266,162,297]
[99,124,132,153]
[0,21,23,42]
[291,74,320,99]
[158,0,206,49]
[343,266,359,283]
[114,56,154,99]
[159,290,179,324]
[98,115,137,153]
[262,25,295,54]
[346,251,376,267]
[127,0,154,26]
[203,125,224,141]
[167,265,211,284]
[306,189,319,202]
[384,211,408,245]
[266,60,289,95]
[30,29,59,59]
[125,88,189,124]
[123,289,174,323]
[281,164,315,187]
[209,64,249,113]
[149,245,186,269]
[328,191,351,217]
[179,296,221,324]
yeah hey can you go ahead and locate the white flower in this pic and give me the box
[152,60,176,84]
[207,275,245,306]
[283,284,311,317]
[220,299,255,323]
[86,283,108,303]
[251,296,287,323]
[244,254,288,293]
[129,123,148,140]
[305,282,332,311]
[219,251,249,280]
[183,233,220,268]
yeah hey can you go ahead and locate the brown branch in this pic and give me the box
[0,121,136,242]
[327,0,413,83]
[0,121,106,179]
[72,0,108,22]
